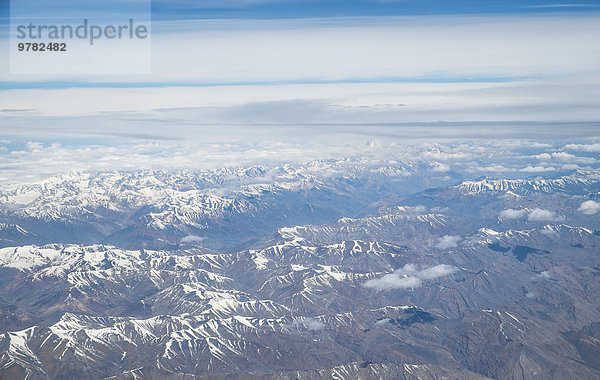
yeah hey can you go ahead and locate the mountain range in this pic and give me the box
[0,161,598,379]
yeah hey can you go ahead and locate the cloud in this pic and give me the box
[533,270,552,280]
[364,274,423,290]
[551,152,575,160]
[0,137,597,187]
[539,271,551,279]
[500,208,564,222]
[578,200,600,215]
[431,162,450,172]
[2,14,600,128]
[363,263,457,291]
[285,316,326,332]
[422,151,471,161]
[375,318,392,326]
[520,165,556,173]
[4,15,600,88]
[527,208,562,222]
[531,150,596,164]
[180,235,205,243]
[25,142,45,152]
[435,235,462,249]
[560,164,580,170]
[564,143,600,152]
[549,151,596,164]
[531,269,553,281]
[533,153,552,160]
[415,264,458,279]
[499,208,528,220]
[472,164,513,173]
[299,318,325,331]
[0,140,374,185]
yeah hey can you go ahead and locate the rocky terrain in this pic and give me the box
[0,161,598,379]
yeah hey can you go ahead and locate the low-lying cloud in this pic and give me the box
[302,318,325,331]
[578,200,600,215]
[363,263,457,291]
[499,208,528,220]
[564,143,600,153]
[532,270,552,280]
[527,208,563,222]
[435,235,462,249]
[499,208,563,222]
[180,235,205,243]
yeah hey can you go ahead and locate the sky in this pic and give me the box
[149,0,600,19]
[0,0,599,183]
[2,0,600,20]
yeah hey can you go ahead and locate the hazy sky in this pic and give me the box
[0,1,599,183]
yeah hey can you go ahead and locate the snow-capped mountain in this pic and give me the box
[0,160,455,251]
[449,170,600,197]
[0,163,598,379]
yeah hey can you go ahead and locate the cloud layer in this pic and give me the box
[0,138,598,186]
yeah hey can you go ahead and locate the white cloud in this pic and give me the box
[0,138,597,188]
[0,140,378,185]
[422,151,470,161]
[375,318,392,326]
[363,264,457,291]
[498,208,564,222]
[538,271,551,279]
[301,318,325,331]
[364,274,422,290]
[550,151,596,164]
[533,153,552,160]
[25,142,44,152]
[550,151,576,160]
[180,235,205,243]
[520,165,556,173]
[0,14,598,143]
[4,15,600,88]
[431,163,450,172]
[286,317,326,331]
[0,15,599,149]
[529,150,596,164]
[416,264,459,279]
[563,143,600,152]
[435,235,462,249]
[499,208,527,220]
[474,165,512,172]
[578,200,600,215]
[527,208,562,222]
[560,164,580,170]
[531,270,552,281]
